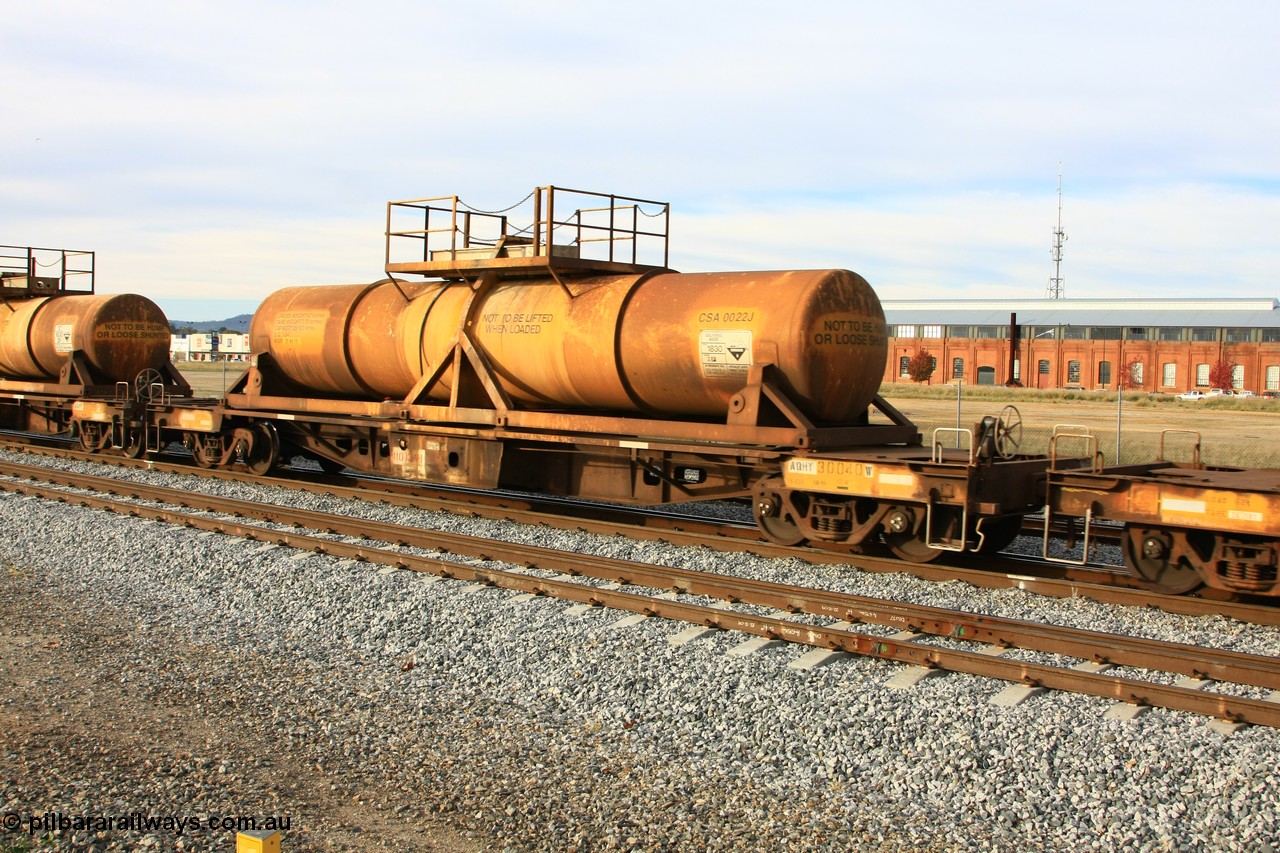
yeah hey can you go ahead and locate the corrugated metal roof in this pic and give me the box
[882,297,1280,328]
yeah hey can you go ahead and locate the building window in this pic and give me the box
[1191,328,1218,342]
[1126,327,1148,340]
[1158,327,1183,341]
[1067,360,1080,383]
[1130,362,1144,386]
[973,325,1003,339]
[1038,359,1050,375]
[1226,328,1253,343]
[1063,327,1086,340]
[1232,365,1244,389]
[952,357,965,379]
[1162,363,1176,387]
[947,326,970,338]
[1090,327,1122,341]
[922,325,943,338]
[1196,364,1210,386]
[977,366,996,385]
[1098,361,1112,386]
[899,356,910,377]
[1262,329,1280,343]
[1267,366,1280,391]
[896,325,916,339]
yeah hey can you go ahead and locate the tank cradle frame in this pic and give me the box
[0,347,192,457]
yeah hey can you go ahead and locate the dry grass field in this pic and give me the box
[879,386,1280,468]
[170,361,1280,468]
[174,359,248,398]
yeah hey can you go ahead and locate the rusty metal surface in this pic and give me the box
[0,293,170,384]
[384,186,671,275]
[0,244,95,294]
[248,268,887,425]
[4,459,1278,727]
[7,437,1278,622]
[616,269,886,422]
[247,280,432,398]
[1048,463,1280,595]
[1050,465,1280,537]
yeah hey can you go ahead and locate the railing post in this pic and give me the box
[384,202,392,268]
[608,194,616,263]
[544,185,555,258]
[533,187,543,257]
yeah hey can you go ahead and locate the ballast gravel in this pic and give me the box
[0,449,1278,852]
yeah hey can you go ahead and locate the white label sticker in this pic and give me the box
[699,329,753,378]
[54,323,74,353]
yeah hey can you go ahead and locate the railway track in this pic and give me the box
[2,456,1278,729]
[3,438,1276,626]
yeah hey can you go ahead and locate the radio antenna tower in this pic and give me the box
[1046,165,1067,299]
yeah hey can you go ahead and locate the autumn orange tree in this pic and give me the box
[906,348,936,383]
[1119,357,1144,390]
[1208,357,1237,390]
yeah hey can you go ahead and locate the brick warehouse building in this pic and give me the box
[881,297,1280,394]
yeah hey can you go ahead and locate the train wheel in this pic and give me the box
[1123,527,1203,594]
[884,530,946,563]
[752,480,807,546]
[882,506,946,563]
[242,422,280,476]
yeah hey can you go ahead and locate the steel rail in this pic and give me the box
[2,442,1277,626]
[2,462,1278,726]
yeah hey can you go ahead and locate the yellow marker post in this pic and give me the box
[236,829,282,853]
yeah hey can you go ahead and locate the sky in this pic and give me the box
[3,2,1278,321]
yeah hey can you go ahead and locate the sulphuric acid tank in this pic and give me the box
[0,293,172,384]
[249,269,887,423]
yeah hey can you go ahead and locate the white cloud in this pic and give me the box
[2,1,1277,317]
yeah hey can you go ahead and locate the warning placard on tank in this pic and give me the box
[699,329,753,378]
[54,324,74,353]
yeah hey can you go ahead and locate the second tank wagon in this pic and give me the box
[249,268,888,423]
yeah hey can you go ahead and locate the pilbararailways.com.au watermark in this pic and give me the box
[3,810,291,836]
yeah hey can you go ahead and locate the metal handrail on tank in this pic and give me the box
[0,245,95,295]
[384,185,669,273]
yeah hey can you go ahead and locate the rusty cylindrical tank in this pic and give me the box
[0,293,172,384]
[250,269,887,423]
[243,279,435,398]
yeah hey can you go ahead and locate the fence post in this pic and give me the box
[955,380,963,449]
[1115,389,1123,466]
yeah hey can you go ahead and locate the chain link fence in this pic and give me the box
[880,386,1280,469]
